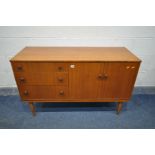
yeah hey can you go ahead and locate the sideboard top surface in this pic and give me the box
[10,47,141,62]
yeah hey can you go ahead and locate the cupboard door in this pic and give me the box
[97,62,122,99]
[69,63,103,99]
[69,62,140,100]
[101,62,140,100]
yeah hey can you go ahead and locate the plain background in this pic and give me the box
[0,0,155,155]
[0,26,155,88]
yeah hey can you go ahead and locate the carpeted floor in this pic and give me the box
[0,94,155,129]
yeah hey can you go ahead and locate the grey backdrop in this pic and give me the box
[0,26,155,87]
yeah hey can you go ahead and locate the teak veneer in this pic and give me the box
[10,47,141,116]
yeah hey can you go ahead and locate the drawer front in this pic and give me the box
[15,72,55,85]
[12,62,54,72]
[19,85,56,100]
[14,72,68,85]
[19,85,68,100]
[11,62,69,73]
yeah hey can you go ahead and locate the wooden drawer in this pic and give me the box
[12,62,53,72]
[19,85,56,100]
[19,85,68,100]
[14,71,68,85]
[11,62,69,73]
[15,72,55,85]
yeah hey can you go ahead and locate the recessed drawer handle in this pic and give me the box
[57,77,64,82]
[59,90,64,95]
[98,74,103,79]
[17,66,23,71]
[98,74,108,80]
[103,74,108,79]
[19,77,26,82]
[58,66,63,71]
[23,90,29,96]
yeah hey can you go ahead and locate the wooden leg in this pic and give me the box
[117,102,123,114]
[29,102,36,116]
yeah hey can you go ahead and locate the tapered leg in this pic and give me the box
[29,102,36,116]
[117,102,123,114]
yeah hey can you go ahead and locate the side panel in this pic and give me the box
[117,62,140,99]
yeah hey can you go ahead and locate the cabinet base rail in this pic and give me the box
[28,101,123,116]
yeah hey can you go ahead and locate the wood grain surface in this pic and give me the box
[10,47,141,115]
[10,47,141,62]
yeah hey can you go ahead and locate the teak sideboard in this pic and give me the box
[10,47,141,116]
